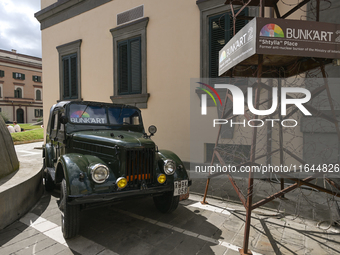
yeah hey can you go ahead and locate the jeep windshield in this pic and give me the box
[66,103,143,132]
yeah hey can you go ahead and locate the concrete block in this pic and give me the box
[0,164,43,230]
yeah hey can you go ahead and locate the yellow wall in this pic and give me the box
[41,0,200,162]
[41,0,57,9]
[40,0,308,164]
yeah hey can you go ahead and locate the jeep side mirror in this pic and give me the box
[148,125,157,135]
[60,116,68,124]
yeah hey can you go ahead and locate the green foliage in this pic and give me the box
[18,124,42,130]
[0,112,9,123]
[11,128,44,142]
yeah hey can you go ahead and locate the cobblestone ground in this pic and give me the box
[1,142,340,255]
[1,192,340,255]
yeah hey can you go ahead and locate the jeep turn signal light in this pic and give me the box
[157,174,166,184]
[116,177,127,189]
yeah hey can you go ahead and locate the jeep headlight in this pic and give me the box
[90,164,109,183]
[116,177,127,189]
[157,174,166,184]
[164,160,176,175]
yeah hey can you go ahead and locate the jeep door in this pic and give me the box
[50,109,66,168]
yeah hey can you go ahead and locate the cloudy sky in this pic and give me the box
[0,0,41,58]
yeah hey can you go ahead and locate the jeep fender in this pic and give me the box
[157,150,188,182]
[44,143,54,168]
[57,154,112,196]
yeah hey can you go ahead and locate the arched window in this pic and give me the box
[36,90,41,100]
[14,88,22,98]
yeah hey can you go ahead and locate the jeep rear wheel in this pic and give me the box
[59,179,80,239]
[153,191,179,213]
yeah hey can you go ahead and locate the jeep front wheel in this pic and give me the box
[153,192,179,213]
[59,179,80,238]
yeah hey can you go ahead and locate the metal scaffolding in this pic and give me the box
[201,0,340,254]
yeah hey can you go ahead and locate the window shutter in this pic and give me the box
[70,55,77,98]
[13,73,16,79]
[0,70,4,77]
[63,57,70,98]
[118,42,129,94]
[36,90,41,100]
[209,14,229,78]
[22,74,25,80]
[209,9,248,78]
[130,38,142,94]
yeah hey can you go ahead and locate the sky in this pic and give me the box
[0,0,42,58]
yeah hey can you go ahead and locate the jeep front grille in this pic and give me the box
[125,148,155,188]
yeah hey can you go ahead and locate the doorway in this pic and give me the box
[16,108,24,123]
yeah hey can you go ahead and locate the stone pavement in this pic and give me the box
[189,171,340,223]
[1,192,340,255]
[0,142,340,254]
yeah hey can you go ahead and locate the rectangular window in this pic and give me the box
[62,54,78,99]
[33,75,41,82]
[13,72,25,80]
[118,37,141,95]
[209,9,248,78]
[14,88,22,98]
[35,109,43,118]
[57,39,82,101]
[36,90,42,100]
[0,70,4,77]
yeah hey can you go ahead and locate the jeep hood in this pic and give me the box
[71,130,155,148]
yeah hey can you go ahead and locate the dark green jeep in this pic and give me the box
[43,101,191,238]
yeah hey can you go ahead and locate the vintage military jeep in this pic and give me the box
[43,101,191,238]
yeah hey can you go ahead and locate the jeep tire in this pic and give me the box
[60,179,80,239]
[153,191,179,213]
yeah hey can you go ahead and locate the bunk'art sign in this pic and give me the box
[219,17,340,76]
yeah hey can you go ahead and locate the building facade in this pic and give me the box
[35,0,339,165]
[0,49,43,123]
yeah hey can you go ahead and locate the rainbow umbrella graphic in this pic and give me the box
[260,23,284,38]
[70,111,90,118]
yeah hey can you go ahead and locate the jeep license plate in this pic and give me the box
[174,180,188,196]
